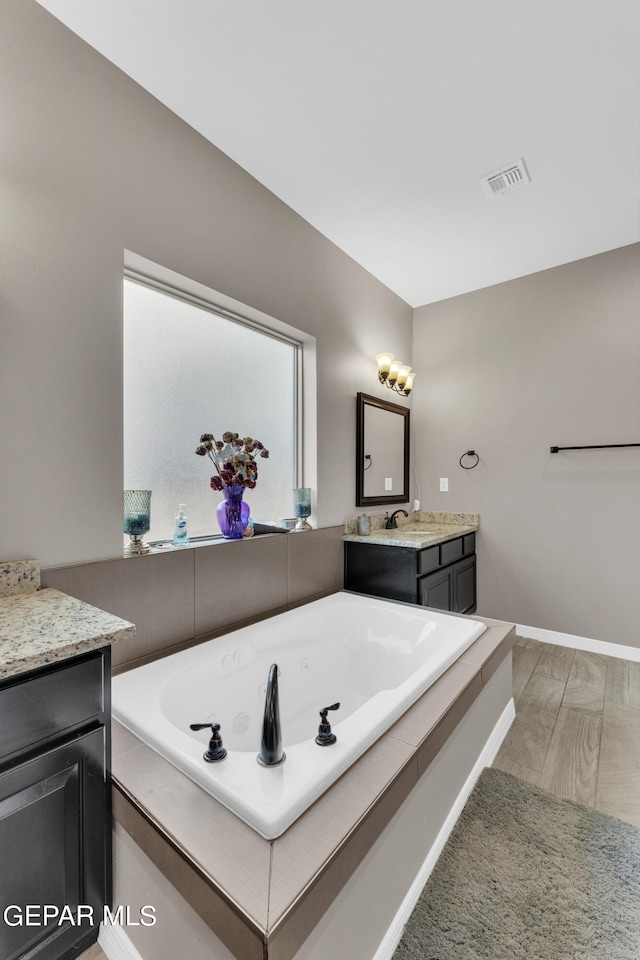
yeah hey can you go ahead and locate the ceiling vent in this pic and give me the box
[481,158,530,198]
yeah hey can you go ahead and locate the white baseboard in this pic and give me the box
[98,923,145,960]
[371,697,516,960]
[516,622,640,663]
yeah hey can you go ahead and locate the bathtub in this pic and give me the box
[111,592,486,839]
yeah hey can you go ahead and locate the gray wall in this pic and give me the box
[412,243,640,648]
[6,1,637,650]
[1,0,412,569]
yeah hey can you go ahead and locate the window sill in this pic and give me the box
[122,528,301,558]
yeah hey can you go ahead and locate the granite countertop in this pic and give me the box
[343,511,479,549]
[0,560,135,680]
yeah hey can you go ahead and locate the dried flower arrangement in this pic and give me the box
[195,431,269,491]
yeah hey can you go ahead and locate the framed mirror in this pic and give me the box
[356,392,410,506]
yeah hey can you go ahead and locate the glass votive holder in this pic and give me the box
[292,487,312,532]
[124,489,152,555]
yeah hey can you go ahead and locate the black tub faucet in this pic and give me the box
[385,509,409,529]
[257,664,285,767]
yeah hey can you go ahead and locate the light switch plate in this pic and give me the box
[440,478,449,492]
[385,477,393,491]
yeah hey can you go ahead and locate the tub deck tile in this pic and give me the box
[460,619,516,686]
[267,753,417,959]
[112,788,267,960]
[267,736,416,927]
[386,658,480,748]
[416,671,485,780]
[111,722,271,931]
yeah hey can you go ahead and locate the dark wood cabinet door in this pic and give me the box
[452,555,476,614]
[418,566,453,611]
[0,726,107,960]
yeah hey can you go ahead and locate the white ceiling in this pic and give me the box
[36,0,640,307]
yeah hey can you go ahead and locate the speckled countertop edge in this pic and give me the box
[343,510,479,549]
[0,587,136,680]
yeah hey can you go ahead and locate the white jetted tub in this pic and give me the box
[111,592,486,838]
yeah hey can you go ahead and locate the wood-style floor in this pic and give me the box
[80,637,640,960]
[78,943,107,960]
[493,636,640,827]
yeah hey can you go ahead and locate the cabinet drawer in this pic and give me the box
[440,537,464,566]
[0,652,105,762]
[463,533,475,555]
[418,545,440,575]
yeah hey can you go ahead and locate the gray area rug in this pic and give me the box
[393,767,640,960]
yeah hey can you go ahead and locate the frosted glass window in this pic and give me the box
[124,279,298,542]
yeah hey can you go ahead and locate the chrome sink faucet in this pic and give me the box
[385,508,408,529]
[257,663,285,766]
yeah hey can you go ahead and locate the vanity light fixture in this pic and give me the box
[375,353,415,396]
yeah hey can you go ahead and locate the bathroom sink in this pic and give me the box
[388,530,438,537]
[373,524,473,544]
[384,526,448,535]
[379,528,441,540]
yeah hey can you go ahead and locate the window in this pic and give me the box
[124,276,300,542]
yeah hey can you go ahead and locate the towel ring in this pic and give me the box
[459,450,479,470]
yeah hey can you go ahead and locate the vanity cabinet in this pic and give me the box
[344,533,476,614]
[0,648,111,960]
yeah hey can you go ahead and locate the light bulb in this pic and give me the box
[388,360,401,385]
[403,371,416,395]
[375,353,394,381]
[396,364,412,389]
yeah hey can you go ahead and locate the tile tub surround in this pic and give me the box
[0,558,41,598]
[42,526,345,670]
[0,587,135,680]
[111,610,515,960]
[343,511,479,548]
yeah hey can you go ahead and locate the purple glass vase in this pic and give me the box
[216,484,250,539]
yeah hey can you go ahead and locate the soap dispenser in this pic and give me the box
[173,504,189,546]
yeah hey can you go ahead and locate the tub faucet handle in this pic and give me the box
[189,722,227,762]
[320,703,340,716]
[315,703,340,746]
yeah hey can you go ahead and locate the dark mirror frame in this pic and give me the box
[356,392,410,507]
